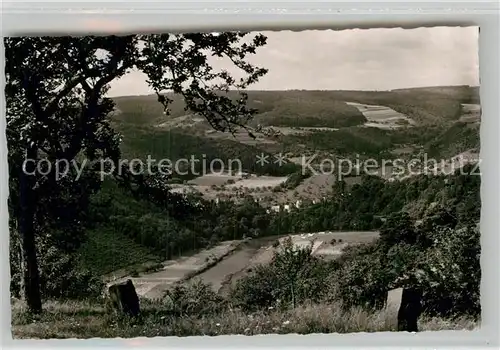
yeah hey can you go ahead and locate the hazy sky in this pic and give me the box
[107,26,479,97]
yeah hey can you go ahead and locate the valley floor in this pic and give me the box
[104,231,380,300]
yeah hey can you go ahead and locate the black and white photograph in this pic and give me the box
[5,26,481,339]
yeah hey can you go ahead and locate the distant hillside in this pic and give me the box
[116,123,300,180]
[425,122,480,159]
[240,91,367,128]
[110,85,480,168]
[391,85,480,104]
[112,86,480,128]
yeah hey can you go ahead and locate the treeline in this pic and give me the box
[277,164,480,233]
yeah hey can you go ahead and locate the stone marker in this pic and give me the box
[108,279,141,317]
[386,288,403,330]
[386,287,422,332]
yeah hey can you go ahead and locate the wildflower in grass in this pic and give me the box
[283,320,290,325]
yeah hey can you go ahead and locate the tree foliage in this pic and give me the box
[231,237,330,311]
[5,32,268,312]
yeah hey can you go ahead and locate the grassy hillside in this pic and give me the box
[77,180,167,276]
[78,229,162,277]
[112,94,186,125]
[112,91,367,129]
[12,299,476,339]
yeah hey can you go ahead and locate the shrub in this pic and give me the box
[416,225,480,317]
[9,230,104,301]
[38,248,104,299]
[328,249,388,309]
[230,238,331,311]
[284,170,310,189]
[325,219,480,319]
[163,279,227,316]
[230,264,278,311]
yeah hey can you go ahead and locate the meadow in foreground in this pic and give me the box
[11,299,478,339]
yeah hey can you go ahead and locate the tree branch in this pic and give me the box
[45,75,88,117]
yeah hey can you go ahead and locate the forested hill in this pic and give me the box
[112,85,480,128]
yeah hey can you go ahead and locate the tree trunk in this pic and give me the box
[18,146,42,314]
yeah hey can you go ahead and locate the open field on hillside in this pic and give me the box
[156,114,206,129]
[80,229,162,277]
[169,173,289,201]
[226,176,288,189]
[169,172,358,205]
[346,101,415,129]
[187,173,241,186]
[271,126,340,135]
